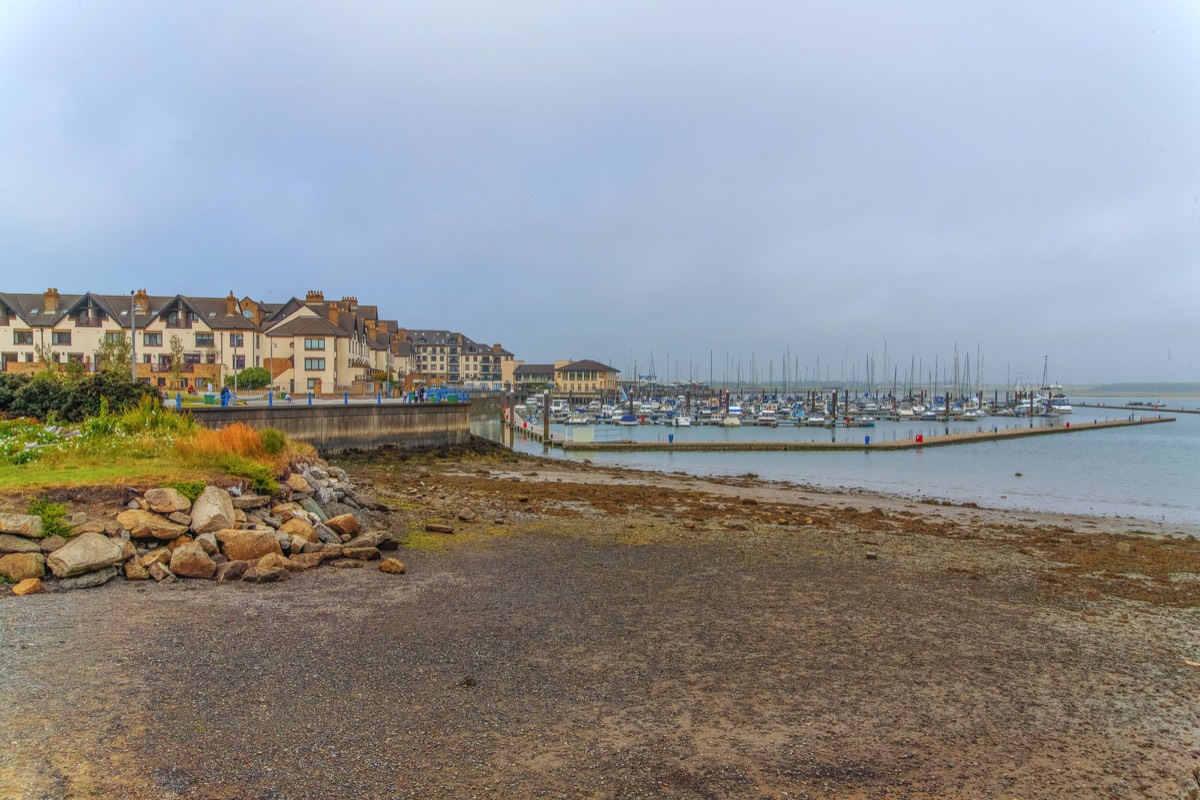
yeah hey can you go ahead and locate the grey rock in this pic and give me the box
[308,466,329,481]
[299,497,329,522]
[344,531,396,550]
[46,532,124,578]
[0,513,43,538]
[315,487,335,506]
[167,512,191,526]
[57,566,119,590]
[231,494,272,510]
[143,487,192,514]
[191,486,234,534]
[314,523,341,545]
[0,533,42,554]
[38,535,68,553]
[260,514,283,529]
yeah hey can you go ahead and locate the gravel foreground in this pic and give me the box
[3,447,1200,799]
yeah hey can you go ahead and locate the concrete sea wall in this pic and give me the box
[189,403,471,454]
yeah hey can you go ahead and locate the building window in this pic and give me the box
[14,330,33,345]
[195,333,214,348]
[143,332,162,347]
[304,338,325,350]
[304,358,325,371]
[229,333,244,347]
[234,355,246,369]
[104,332,124,345]
[307,378,318,390]
[51,331,72,346]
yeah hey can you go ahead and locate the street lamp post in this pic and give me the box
[233,333,239,397]
[129,291,137,383]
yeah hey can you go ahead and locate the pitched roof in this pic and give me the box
[560,359,619,373]
[515,363,555,377]
[266,315,347,338]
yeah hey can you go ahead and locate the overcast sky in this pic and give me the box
[2,2,1197,385]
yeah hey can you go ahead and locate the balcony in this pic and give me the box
[73,318,104,328]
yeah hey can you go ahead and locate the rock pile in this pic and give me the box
[0,463,406,595]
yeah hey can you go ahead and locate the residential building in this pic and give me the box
[512,359,619,398]
[2,285,515,397]
[394,329,514,390]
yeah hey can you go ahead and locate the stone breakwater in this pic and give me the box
[0,463,407,596]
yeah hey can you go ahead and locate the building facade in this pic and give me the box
[1,286,513,396]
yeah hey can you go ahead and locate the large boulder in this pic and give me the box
[325,514,361,537]
[58,566,119,590]
[0,513,42,538]
[215,529,283,562]
[0,552,45,581]
[116,509,188,541]
[0,513,42,537]
[215,560,248,582]
[46,533,124,578]
[285,474,310,494]
[140,547,172,568]
[231,494,271,510]
[0,533,42,554]
[190,486,235,534]
[344,530,395,551]
[280,517,317,543]
[143,487,192,514]
[271,503,309,523]
[170,543,217,579]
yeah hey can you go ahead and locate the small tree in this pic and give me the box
[97,333,132,376]
[169,334,185,387]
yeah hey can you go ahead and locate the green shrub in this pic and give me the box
[225,366,271,390]
[28,496,71,538]
[0,372,159,423]
[260,428,287,456]
[214,454,279,494]
[162,480,206,502]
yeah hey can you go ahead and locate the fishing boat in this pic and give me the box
[616,413,640,426]
[721,413,742,427]
[673,414,692,427]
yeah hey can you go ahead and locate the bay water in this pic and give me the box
[474,396,1200,532]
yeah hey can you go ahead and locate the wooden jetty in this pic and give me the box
[552,416,1174,453]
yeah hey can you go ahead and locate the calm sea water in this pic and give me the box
[474,396,1200,532]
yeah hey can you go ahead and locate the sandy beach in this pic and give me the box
[2,445,1199,799]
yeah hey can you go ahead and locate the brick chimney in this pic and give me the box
[492,343,503,353]
[342,296,358,310]
[134,289,150,312]
[327,302,339,327]
[225,291,237,316]
[305,290,324,303]
[43,288,60,313]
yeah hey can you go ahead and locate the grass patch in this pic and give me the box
[162,480,207,502]
[0,411,312,496]
[28,496,71,538]
[212,454,279,495]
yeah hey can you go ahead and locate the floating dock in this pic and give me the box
[550,416,1174,453]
